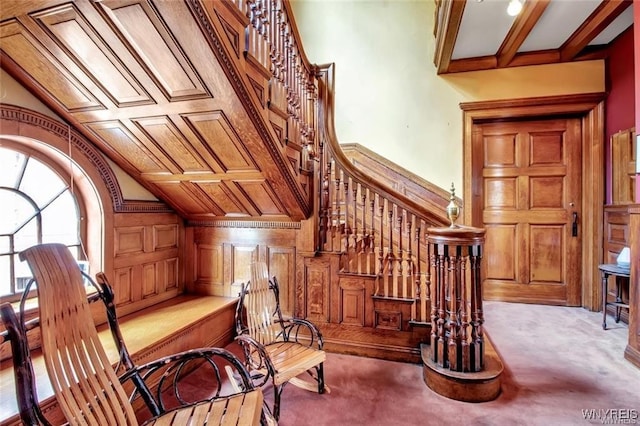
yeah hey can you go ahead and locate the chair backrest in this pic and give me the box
[19,243,138,426]
[243,262,283,345]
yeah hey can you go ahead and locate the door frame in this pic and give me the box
[461,93,606,311]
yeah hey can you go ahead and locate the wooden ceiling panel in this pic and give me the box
[133,116,211,174]
[153,181,221,217]
[0,20,103,111]
[236,181,288,216]
[96,0,211,101]
[1,0,310,222]
[193,181,252,217]
[0,1,68,21]
[86,121,165,173]
[184,111,257,172]
[33,3,154,107]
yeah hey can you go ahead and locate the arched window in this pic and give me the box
[0,146,86,302]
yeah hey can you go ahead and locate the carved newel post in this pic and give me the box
[428,184,485,372]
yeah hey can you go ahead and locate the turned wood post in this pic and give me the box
[427,225,485,372]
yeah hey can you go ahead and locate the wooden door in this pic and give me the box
[478,118,582,306]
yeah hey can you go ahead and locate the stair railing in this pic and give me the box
[314,64,449,324]
[227,0,453,325]
[231,0,318,158]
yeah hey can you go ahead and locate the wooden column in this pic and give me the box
[422,224,503,403]
[428,225,485,373]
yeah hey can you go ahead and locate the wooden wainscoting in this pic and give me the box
[611,128,637,205]
[186,222,299,316]
[184,222,430,363]
[111,212,185,317]
[625,206,640,369]
[301,253,429,363]
[603,205,631,323]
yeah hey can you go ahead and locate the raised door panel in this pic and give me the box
[152,224,178,251]
[604,206,630,263]
[114,266,134,305]
[142,262,157,297]
[86,121,165,173]
[231,244,258,297]
[133,117,212,174]
[184,112,256,172]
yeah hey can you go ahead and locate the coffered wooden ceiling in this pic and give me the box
[435,0,634,74]
[0,0,310,222]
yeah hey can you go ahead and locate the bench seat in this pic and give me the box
[0,294,238,425]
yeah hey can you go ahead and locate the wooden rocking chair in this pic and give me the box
[1,243,265,425]
[232,261,328,421]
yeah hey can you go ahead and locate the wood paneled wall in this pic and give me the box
[604,205,631,263]
[186,223,299,316]
[110,213,184,317]
[624,206,640,368]
[611,128,637,205]
[184,220,429,362]
[603,127,637,321]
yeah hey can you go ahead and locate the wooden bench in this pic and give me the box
[0,294,238,425]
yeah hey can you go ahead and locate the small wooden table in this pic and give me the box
[599,263,631,330]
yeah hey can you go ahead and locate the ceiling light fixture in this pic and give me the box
[507,0,522,16]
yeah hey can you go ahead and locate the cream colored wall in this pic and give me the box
[290,0,605,192]
[0,69,157,201]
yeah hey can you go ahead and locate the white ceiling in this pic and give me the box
[451,0,633,61]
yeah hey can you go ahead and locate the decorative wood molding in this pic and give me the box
[341,143,452,226]
[115,201,174,213]
[187,0,310,218]
[0,105,172,214]
[187,220,301,229]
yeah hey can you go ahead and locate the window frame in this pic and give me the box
[0,142,88,304]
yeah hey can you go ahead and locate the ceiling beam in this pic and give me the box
[560,0,632,62]
[433,0,467,75]
[496,0,551,68]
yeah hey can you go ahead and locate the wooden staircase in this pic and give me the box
[1,0,502,400]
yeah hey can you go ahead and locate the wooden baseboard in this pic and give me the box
[318,321,430,363]
[624,344,640,369]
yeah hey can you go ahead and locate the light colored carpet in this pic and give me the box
[272,301,640,426]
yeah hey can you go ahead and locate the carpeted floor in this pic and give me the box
[180,301,639,425]
[266,301,640,426]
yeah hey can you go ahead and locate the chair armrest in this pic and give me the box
[118,346,255,417]
[234,334,277,387]
[280,318,324,350]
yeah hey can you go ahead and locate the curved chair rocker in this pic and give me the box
[0,243,265,426]
[232,261,328,421]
